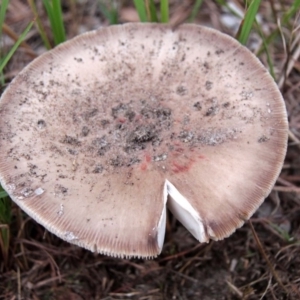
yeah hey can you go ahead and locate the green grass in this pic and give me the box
[0,1,8,41]
[133,0,169,23]
[28,0,52,49]
[282,0,300,25]
[236,0,262,45]
[160,0,169,23]
[215,0,242,18]
[257,0,300,56]
[0,0,9,85]
[0,20,34,74]
[148,0,158,23]
[0,0,9,51]
[133,0,148,22]
[42,0,66,45]
[256,22,275,79]
[215,0,276,78]
[268,221,294,242]
[98,0,119,25]
[189,0,204,22]
[235,0,275,78]
[0,191,8,198]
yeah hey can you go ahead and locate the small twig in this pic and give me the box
[170,269,198,283]
[239,274,269,289]
[2,23,38,59]
[226,280,243,298]
[288,129,300,150]
[275,242,300,259]
[110,289,160,298]
[260,274,273,300]
[249,220,289,295]
[17,265,21,300]
[276,177,295,187]
[278,31,300,89]
[273,186,300,193]
[158,242,207,262]
[281,175,300,182]
[29,275,65,289]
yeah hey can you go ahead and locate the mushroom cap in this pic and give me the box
[0,23,288,258]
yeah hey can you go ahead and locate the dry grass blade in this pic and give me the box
[226,280,243,298]
[27,0,52,49]
[278,29,300,89]
[273,186,300,193]
[2,23,37,58]
[249,221,290,296]
[0,19,34,74]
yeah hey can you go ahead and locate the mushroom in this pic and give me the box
[0,23,288,258]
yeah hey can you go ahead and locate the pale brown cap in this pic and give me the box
[0,23,288,258]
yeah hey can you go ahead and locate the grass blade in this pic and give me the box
[215,0,242,18]
[0,0,9,45]
[237,0,262,45]
[42,0,55,29]
[148,0,158,22]
[249,221,290,295]
[188,0,204,22]
[0,20,34,74]
[52,0,66,43]
[257,1,300,56]
[0,0,9,85]
[256,23,275,78]
[42,0,57,42]
[98,1,119,25]
[133,0,148,22]
[282,0,300,25]
[28,0,52,49]
[2,23,37,59]
[0,191,8,198]
[160,0,169,23]
[42,0,66,45]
